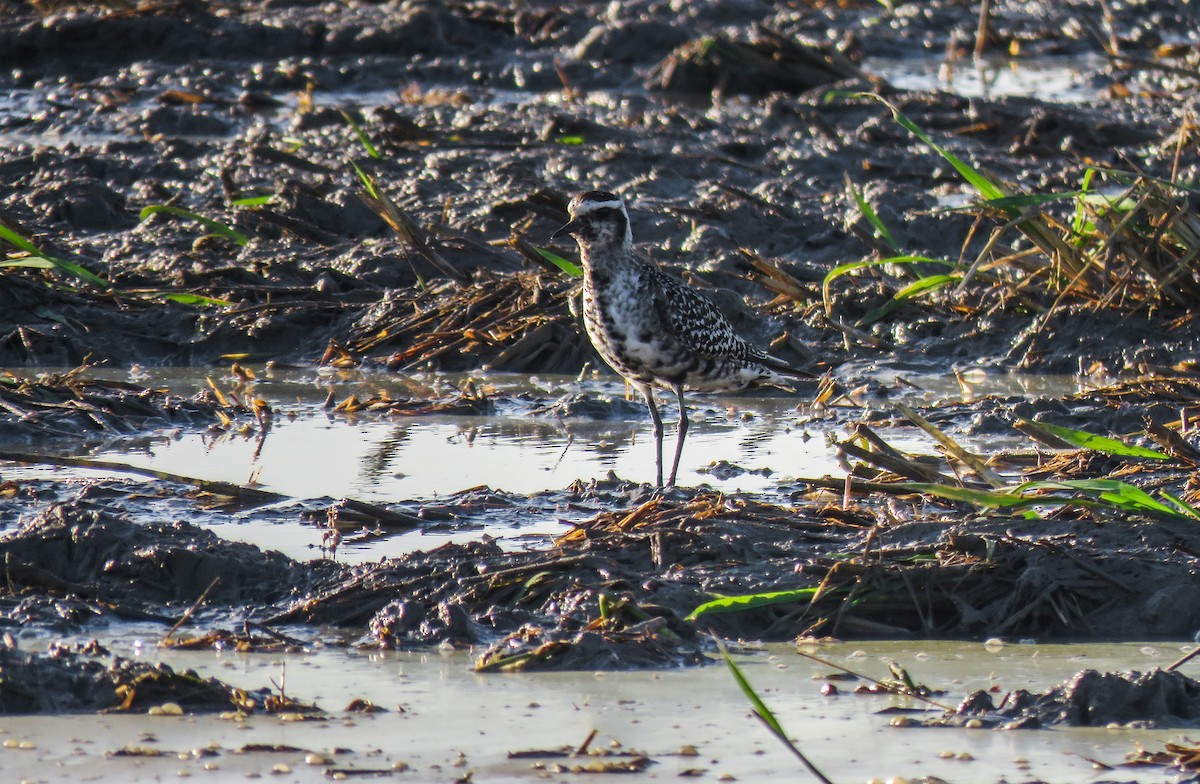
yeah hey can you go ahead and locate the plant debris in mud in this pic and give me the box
[0,365,260,440]
[3,0,1200,373]
[929,668,1200,729]
[0,636,307,715]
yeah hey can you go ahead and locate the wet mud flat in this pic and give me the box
[0,0,1198,372]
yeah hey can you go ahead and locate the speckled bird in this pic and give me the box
[551,190,810,487]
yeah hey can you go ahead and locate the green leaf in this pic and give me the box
[231,194,273,207]
[1016,419,1170,460]
[845,176,897,251]
[341,109,381,160]
[717,642,788,739]
[0,256,108,288]
[139,205,251,246]
[980,191,1082,211]
[821,255,955,314]
[895,482,1031,508]
[532,245,583,277]
[686,588,817,621]
[0,222,42,256]
[0,223,109,287]
[347,157,380,200]
[1016,478,1180,516]
[555,135,585,145]
[0,258,56,270]
[158,292,233,307]
[891,273,960,301]
[1160,491,1200,520]
[849,93,1009,207]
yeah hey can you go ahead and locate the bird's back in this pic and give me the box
[584,252,800,392]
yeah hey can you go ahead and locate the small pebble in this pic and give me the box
[149,703,184,717]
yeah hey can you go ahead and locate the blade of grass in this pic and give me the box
[532,245,583,277]
[895,482,1031,508]
[347,157,381,200]
[139,205,251,246]
[0,224,109,288]
[157,292,233,306]
[716,639,836,784]
[1015,419,1170,460]
[821,255,954,315]
[230,194,273,207]
[845,175,897,252]
[341,109,381,160]
[686,588,818,622]
[1015,478,1183,517]
[850,93,1009,204]
[855,273,961,326]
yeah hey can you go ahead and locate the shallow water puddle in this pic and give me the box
[2,368,1091,562]
[0,637,1193,783]
[867,53,1109,103]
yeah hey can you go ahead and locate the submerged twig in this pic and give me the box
[0,450,284,504]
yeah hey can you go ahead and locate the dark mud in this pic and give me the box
[1,1,1198,372]
[7,428,1200,676]
[0,636,300,715]
[934,668,1200,729]
[4,0,1200,726]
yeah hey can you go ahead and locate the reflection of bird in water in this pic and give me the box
[552,190,810,486]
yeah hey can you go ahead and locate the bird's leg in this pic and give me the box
[667,384,688,487]
[635,382,664,487]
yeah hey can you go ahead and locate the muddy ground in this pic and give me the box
[4,0,1200,721]
[0,0,1198,371]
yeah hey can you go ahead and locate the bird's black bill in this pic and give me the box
[550,219,578,240]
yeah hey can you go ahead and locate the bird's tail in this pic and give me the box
[760,355,817,380]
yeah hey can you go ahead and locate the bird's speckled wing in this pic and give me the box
[648,265,767,362]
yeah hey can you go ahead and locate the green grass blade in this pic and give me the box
[1016,420,1170,460]
[1160,491,1200,520]
[718,643,788,738]
[822,255,955,314]
[686,588,817,621]
[230,194,273,207]
[0,258,56,271]
[855,273,961,326]
[1016,479,1180,516]
[347,157,380,200]
[852,93,1008,206]
[845,176,897,251]
[341,110,381,160]
[0,222,43,256]
[895,482,1031,508]
[891,273,960,300]
[532,245,583,277]
[0,224,109,287]
[140,205,251,246]
[981,191,1082,211]
[717,640,836,784]
[1072,168,1097,236]
[158,292,233,306]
